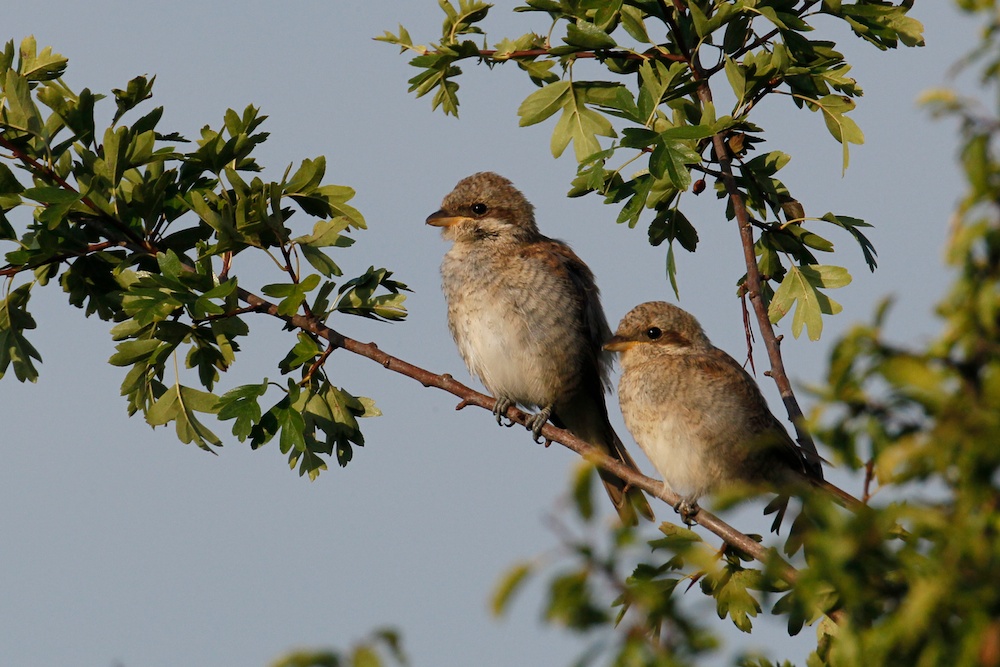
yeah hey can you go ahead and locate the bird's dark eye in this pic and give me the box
[470,202,488,216]
[645,327,662,340]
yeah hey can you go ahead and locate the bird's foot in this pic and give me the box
[674,497,701,526]
[526,405,553,443]
[493,396,515,427]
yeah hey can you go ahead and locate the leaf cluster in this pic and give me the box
[474,4,999,665]
[269,627,407,667]
[382,1,918,329]
[0,37,408,478]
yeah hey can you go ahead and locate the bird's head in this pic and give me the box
[426,172,539,243]
[604,301,711,358]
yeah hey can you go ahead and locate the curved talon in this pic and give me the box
[674,498,701,526]
[493,396,514,426]
[527,406,553,443]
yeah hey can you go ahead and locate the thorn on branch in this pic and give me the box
[455,399,471,410]
[863,458,876,503]
[684,575,704,593]
[193,303,266,323]
[301,342,335,386]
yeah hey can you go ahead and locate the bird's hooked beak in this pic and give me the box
[426,210,470,227]
[603,335,638,352]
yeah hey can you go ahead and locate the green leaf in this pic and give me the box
[650,139,701,190]
[704,569,764,633]
[571,462,595,520]
[636,60,682,124]
[146,383,222,451]
[217,381,269,440]
[563,21,617,50]
[665,242,680,298]
[648,207,698,251]
[650,522,704,551]
[841,4,925,48]
[279,332,322,374]
[492,562,534,617]
[2,70,43,134]
[821,212,878,271]
[518,80,571,126]
[336,267,410,321]
[768,265,852,340]
[374,24,415,50]
[108,338,161,367]
[522,81,618,161]
[17,37,67,81]
[111,75,155,124]
[615,173,653,227]
[20,186,81,206]
[0,284,41,382]
[0,162,25,199]
[277,403,308,454]
[814,95,865,173]
[725,57,747,106]
[101,125,129,185]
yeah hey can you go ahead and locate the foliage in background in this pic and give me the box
[0,38,408,479]
[269,628,407,667]
[380,0,921,336]
[471,2,998,666]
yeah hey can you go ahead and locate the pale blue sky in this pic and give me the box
[0,3,979,666]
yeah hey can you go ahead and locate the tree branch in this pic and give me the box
[0,135,155,252]
[235,286,796,582]
[692,71,824,477]
[0,240,126,277]
[469,48,686,64]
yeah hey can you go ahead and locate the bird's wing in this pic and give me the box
[520,239,652,524]
[702,349,816,478]
[520,238,614,390]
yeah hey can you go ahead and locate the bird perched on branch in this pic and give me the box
[426,172,653,525]
[604,300,860,531]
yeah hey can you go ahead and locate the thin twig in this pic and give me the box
[0,135,153,252]
[0,240,125,277]
[474,47,686,63]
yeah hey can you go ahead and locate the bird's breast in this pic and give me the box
[617,358,736,499]
[438,243,586,408]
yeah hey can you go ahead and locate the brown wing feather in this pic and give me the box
[520,238,652,523]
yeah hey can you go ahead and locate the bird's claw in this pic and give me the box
[493,396,515,427]
[527,406,552,443]
[674,498,700,526]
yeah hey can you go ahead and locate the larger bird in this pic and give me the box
[427,172,653,525]
[604,301,859,530]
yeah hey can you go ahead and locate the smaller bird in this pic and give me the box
[604,301,859,530]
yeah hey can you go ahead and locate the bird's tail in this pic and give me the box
[554,391,654,526]
[810,477,866,512]
[598,427,655,526]
[767,475,868,533]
